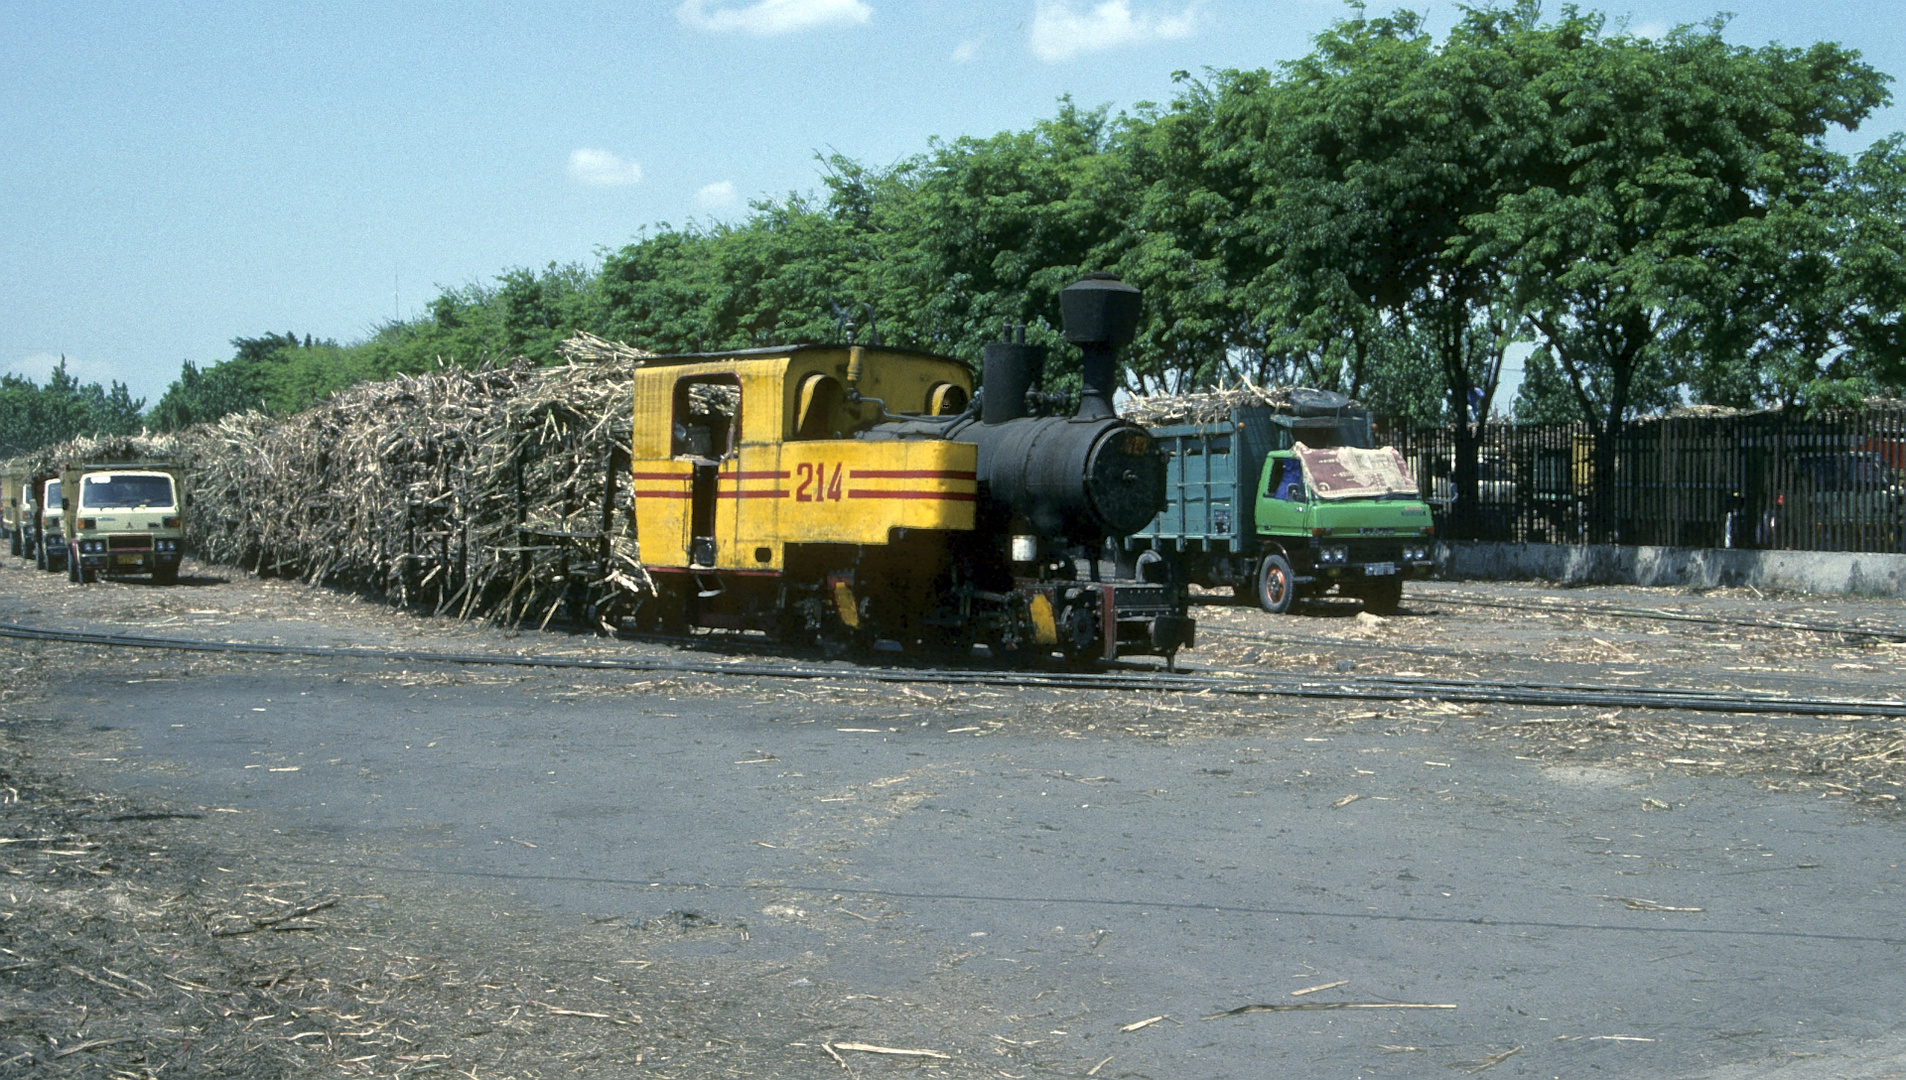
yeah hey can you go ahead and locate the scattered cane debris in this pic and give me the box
[1449,1045,1522,1073]
[828,1041,954,1059]
[1600,895,1706,912]
[1204,1002,1457,1020]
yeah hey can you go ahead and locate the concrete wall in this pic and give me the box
[1435,541,1906,598]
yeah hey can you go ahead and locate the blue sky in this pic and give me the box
[3,0,1902,405]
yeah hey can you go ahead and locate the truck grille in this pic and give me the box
[107,534,153,551]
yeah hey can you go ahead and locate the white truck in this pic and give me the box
[59,462,187,585]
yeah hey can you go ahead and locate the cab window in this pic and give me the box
[672,376,741,460]
[793,373,842,440]
[1268,459,1306,501]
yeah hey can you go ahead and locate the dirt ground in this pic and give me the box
[3,557,1905,1078]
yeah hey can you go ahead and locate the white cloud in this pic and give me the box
[951,37,983,63]
[568,148,645,187]
[677,0,872,36]
[1630,20,1670,40]
[696,180,740,210]
[1027,0,1199,63]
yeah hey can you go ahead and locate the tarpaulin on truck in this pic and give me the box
[1293,441,1419,501]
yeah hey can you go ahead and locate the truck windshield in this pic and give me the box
[81,474,175,510]
[44,480,60,509]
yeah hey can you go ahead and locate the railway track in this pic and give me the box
[1426,593,1906,643]
[5,619,1904,721]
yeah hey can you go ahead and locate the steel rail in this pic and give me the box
[3,620,1904,719]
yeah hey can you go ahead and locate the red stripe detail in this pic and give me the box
[720,470,791,480]
[848,469,977,480]
[716,490,789,499]
[629,471,689,481]
[846,490,978,501]
[631,489,693,499]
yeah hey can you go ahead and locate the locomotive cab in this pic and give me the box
[631,345,978,575]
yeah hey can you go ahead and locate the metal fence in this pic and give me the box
[1376,407,1906,553]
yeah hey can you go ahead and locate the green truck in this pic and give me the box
[1124,390,1435,614]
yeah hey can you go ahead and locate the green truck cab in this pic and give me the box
[60,463,186,585]
[1248,444,1434,612]
[1125,390,1435,614]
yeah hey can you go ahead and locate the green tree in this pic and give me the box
[1192,5,1548,531]
[1512,346,1587,423]
[1472,12,1890,535]
[0,359,145,455]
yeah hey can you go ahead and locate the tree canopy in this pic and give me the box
[6,3,1898,464]
[0,361,145,457]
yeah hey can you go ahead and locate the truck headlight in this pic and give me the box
[1321,544,1348,564]
[82,539,106,554]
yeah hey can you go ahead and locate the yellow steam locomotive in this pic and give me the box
[628,274,1194,663]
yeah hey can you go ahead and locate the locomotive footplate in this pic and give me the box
[1020,579,1194,661]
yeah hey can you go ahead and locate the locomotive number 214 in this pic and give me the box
[793,462,843,502]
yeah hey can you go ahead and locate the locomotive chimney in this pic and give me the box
[1059,273,1140,421]
[981,323,1046,425]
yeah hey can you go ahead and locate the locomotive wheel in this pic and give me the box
[1058,601,1100,665]
[637,585,688,635]
[1255,553,1297,615]
[919,623,977,660]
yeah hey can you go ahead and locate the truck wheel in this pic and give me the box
[35,539,45,571]
[153,565,179,586]
[8,531,17,558]
[1255,553,1297,615]
[67,548,79,583]
[1357,577,1403,615]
